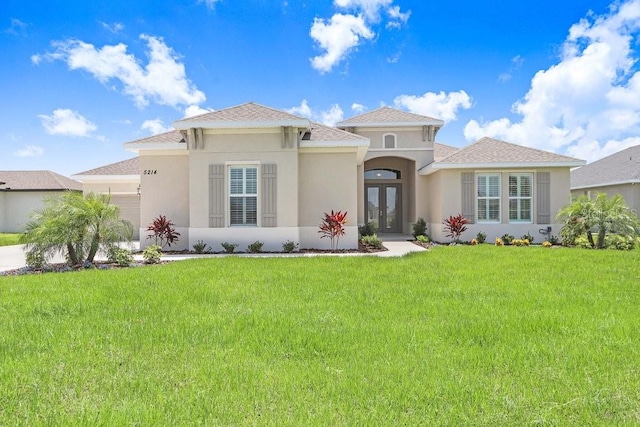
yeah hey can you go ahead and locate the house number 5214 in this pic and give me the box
[143,170,157,175]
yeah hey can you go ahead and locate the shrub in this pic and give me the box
[512,239,530,247]
[282,240,299,253]
[521,232,534,244]
[501,234,514,245]
[416,235,430,244]
[470,238,478,245]
[574,235,593,249]
[221,242,238,254]
[318,210,348,250]
[25,249,46,269]
[443,214,468,242]
[146,215,180,249]
[358,222,376,237]
[192,240,212,254]
[549,235,560,246]
[542,241,552,248]
[605,234,636,251]
[107,246,134,267]
[360,234,383,249]
[412,218,427,239]
[475,231,487,244]
[143,244,162,264]
[495,238,504,246]
[247,241,264,253]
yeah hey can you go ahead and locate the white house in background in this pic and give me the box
[571,144,640,214]
[0,171,82,232]
[75,102,585,250]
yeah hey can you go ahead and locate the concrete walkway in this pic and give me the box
[0,240,426,273]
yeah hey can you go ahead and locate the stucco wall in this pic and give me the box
[82,181,139,195]
[0,191,70,232]
[0,192,5,231]
[357,128,434,169]
[571,183,640,214]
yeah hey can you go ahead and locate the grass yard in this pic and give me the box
[1,246,639,425]
[0,233,21,247]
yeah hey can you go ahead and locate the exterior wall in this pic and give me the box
[428,168,572,243]
[0,191,72,232]
[571,183,640,214]
[110,195,141,239]
[357,128,434,169]
[81,180,141,239]
[140,152,190,249]
[0,192,4,231]
[298,150,359,249]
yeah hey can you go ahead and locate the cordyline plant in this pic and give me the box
[146,215,180,249]
[443,213,468,242]
[318,210,348,250]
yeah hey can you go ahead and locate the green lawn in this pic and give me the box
[0,233,21,247]
[1,246,639,425]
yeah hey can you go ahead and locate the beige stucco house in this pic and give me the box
[75,102,585,250]
[571,144,640,213]
[0,171,82,232]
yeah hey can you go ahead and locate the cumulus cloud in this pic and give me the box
[334,0,392,21]
[464,0,640,163]
[286,99,345,126]
[38,109,97,137]
[351,102,366,113]
[33,34,206,109]
[184,104,214,118]
[394,90,473,122]
[141,119,172,135]
[14,145,44,157]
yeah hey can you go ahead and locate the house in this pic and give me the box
[570,144,640,213]
[76,102,585,250]
[0,170,82,232]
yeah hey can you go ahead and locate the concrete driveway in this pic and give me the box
[0,245,31,272]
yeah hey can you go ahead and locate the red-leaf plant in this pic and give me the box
[318,210,348,250]
[146,215,181,249]
[443,213,468,242]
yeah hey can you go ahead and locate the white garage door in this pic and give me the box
[111,195,141,239]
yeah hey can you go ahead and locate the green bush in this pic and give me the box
[412,218,427,239]
[107,246,134,267]
[247,241,264,253]
[501,234,514,245]
[358,222,376,237]
[142,244,162,264]
[282,240,298,253]
[221,242,238,253]
[416,235,430,244]
[360,234,383,249]
[192,240,212,254]
[475,231,486,244]
[574,235,593,249]
[25,249,46,269]
[605,234,636,251]
[521,232,534,244]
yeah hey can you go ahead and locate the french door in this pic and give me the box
[365,184,402,233]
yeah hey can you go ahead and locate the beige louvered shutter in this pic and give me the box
[461,172,475,224]
[209,164,225,227]
[261,164,277,227]
[536,172,551,224]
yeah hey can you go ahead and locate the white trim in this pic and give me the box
[477,173,501,224]
[508,173,533,224]
[368,148,433,152]
[420,161,585,175]
[336,120,444,127]
[173,119,310,130]
[125,143,187,152]
[72,174,140,182]
[227,164,260,227]
[299,140,369,148]
[571,179,640,190]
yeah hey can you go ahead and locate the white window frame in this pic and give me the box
[227,162,260,227]
[508,173,533,223]
[383,133,397,149]
[477,173,501,223]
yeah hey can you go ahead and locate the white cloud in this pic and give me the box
[4,18,28,37]
[463,0,640,163]
[14,145,44,157]
[141,119,172,135]
[100,21,124,33]
[394,90,473,122]
[34,34,206,109]
[287,100,345,126]
[184,104,214,118]
[351,102,366,113]
[38,109,97,137]
[310,14,374,73]
[498,55,525,82]
[334,0,392,21]
[386,5,411,29]
[198,0,222,9]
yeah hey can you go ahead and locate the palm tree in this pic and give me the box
[21,192,133,265]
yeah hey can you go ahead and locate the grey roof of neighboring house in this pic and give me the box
[123,130,185,147]
[434,142,460,161]
[571,144,640,189]
[305,122,369,142]
[74,157,140,176]
[173,102,308,128]
[336,106,444,127]
[0,170,82,191]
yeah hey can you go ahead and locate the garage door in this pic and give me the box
[111,195,141,239]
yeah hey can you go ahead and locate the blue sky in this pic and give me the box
[2,0,639,177]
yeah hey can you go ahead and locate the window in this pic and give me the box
[509,173,533,222]
[229,166,258,226]
[364,169,401,180]
[383,134,396,149]
[477,174,501,222]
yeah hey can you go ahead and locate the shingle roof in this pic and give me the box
[437,137,584,165]
[0,171,82,191]
[337,106,443,127]
[304,122,369,142]
[571,144,640,189]
[74,157,139,176]
[174,102,308,126]
[123,130,185,147]
[434,143,459,161]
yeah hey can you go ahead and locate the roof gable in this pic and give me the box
[434,142,460,161]
[0,171,82,191]
[173,102,310,129]
[571,144,640,189]
[337,106,444,127]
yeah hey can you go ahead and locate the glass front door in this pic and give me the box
[365,184,401,233]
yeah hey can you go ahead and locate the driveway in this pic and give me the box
[0,245,31,272]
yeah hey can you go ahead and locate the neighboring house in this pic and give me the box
[0,170,82,232]
[78,102,585,250]
[72,157,141,239]
[570,144,640,214]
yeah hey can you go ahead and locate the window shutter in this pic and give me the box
[536,172,551,224]
[209,164,225,227]
[261,164,277,227]
[461,172,475,224]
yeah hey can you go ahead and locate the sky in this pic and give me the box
[2,0,640,177]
